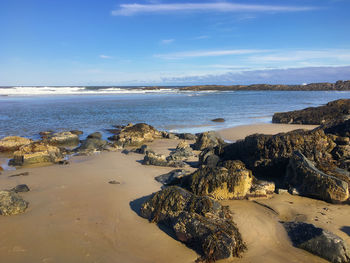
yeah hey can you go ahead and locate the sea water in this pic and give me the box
[1,87,350,139]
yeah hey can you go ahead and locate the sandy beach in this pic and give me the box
[0,123,349,263]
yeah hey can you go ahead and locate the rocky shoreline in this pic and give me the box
[1,99,350,262]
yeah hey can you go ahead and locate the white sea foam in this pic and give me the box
[0,86,179,96]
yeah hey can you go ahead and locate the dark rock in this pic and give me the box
[75,137,108,154]
[140,186,246,261]
[272,99,350,125]
[87,132,102,139]
[105,128,120,135]
[194,131,225,151]
[143,151,186,168]
[11,184,30,193]
[0,190,28,215]
[39,131,54,137]
[177,133,197,140]
[220,128,335,179]
[114,123,162,146]
[211,118,225,122]
[167,141,194,161]
[284,221,350,263]
[9,172,29,177]
[155,169,190,185]
[108,180,120,184]
[134,144,149,154]
[323,119,350,137]
[199,148,219,168]
[285,151,349,203]
[58,160,69,165]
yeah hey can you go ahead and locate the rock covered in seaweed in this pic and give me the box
[272,99,350,125]
[9,142,63,166]
[167,140,194,161]
[285,151,349,203]
[284,222,350,263]
[0,136,32,152]
[140,186,246,262]
[0,190,28,216]
[143,151,186,168]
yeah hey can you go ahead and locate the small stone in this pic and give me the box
[108,180,120,185]
[58,160,69,165]
[11,184,30,193]
[9,172,29,177]
[211,118,225,122]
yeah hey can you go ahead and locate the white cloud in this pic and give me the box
[99,55,112,59]
[160,39,175,44]
[154,49,269,59]
[111,2,314,16]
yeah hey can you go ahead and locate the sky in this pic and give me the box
[0,0,350,86]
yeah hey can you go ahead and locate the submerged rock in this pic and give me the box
[0,190,28,216]
[194,131,224,151]
[9,142,62,166]
[0,136,32,152]
[284,222,350,263]
[140,186,246,261]
[285,151,349,203]
[272,99,350,125]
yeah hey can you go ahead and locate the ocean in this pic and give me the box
[1,86,350,139]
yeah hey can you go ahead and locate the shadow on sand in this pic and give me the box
[340,226,350,236]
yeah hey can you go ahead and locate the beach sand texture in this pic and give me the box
[0,124,349,263]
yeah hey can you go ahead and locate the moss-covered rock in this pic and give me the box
[113,123,162,146]
[0,136,32,152]
[0,190,28,216]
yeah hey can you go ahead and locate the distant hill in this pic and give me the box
[179,80,350,91]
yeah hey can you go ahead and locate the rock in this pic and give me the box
[211,118,225,122]
[8,172,29,177]
[0,190,28,215]
[113,123,161,146]
[248,181,275,198]
[285,151,349,203]
[105,128,120,135]
[11,184,30,193]
[284,222,350,263]
[324,119,350,137]
[161,131,176,139]
[185,161,254,200]
[277,189,289,194]
[155,169,190,185]
[0,136,32,152]
[272,99,350,125]
[87,132,102,139]
[134,144,149,154]
[108,180,120,184]
[58,160,69,165]
[143,151,185,168]
[221,128,336,179]
[39,131,53,137]
[199,148,219,168]
[47,131,79,146]
[194,131,224,150]
[75,135,108,154]
[70,130,83,135]
[177,133,197,140]
[9,142,62,166]
[167,141,194,161]
[140,186,246,261]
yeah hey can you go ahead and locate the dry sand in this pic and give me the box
[0,123,349,263]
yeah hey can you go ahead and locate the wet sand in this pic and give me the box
[0,123,349,263]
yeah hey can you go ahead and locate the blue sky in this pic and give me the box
[1,0,350,85]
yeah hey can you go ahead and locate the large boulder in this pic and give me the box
[284,222,350,263]
[9,142,62,166]
[113,123,161,146]
[199,148,220,168]
[285,151,349,203]
[155,169,190,186]
[0,136,32,152]
[0,190,28,216]
[221,128,335,179]
[46,131,79,146]
[140,186,246,261]
[167,141,194,161]
[194,131,224,150]
[272,99,350,125]
[185,161,254,200]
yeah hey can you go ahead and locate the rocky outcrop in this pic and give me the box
[220,128,335,179]
[194,131,225,151]
[167,141,194,161]
[0,136,32,152]
[75,132,108,154]
[46,131,79,146]
[272,99,350,125]
[143,151,185,168]
[112,123,161,146]
[140,186,246,261]
[285,151,349,203]
[284,222,350,263]
[9,142,62,166]
[0,190,28,216]
[184,161,254,200]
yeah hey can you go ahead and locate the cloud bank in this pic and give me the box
[112,2,314,16]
